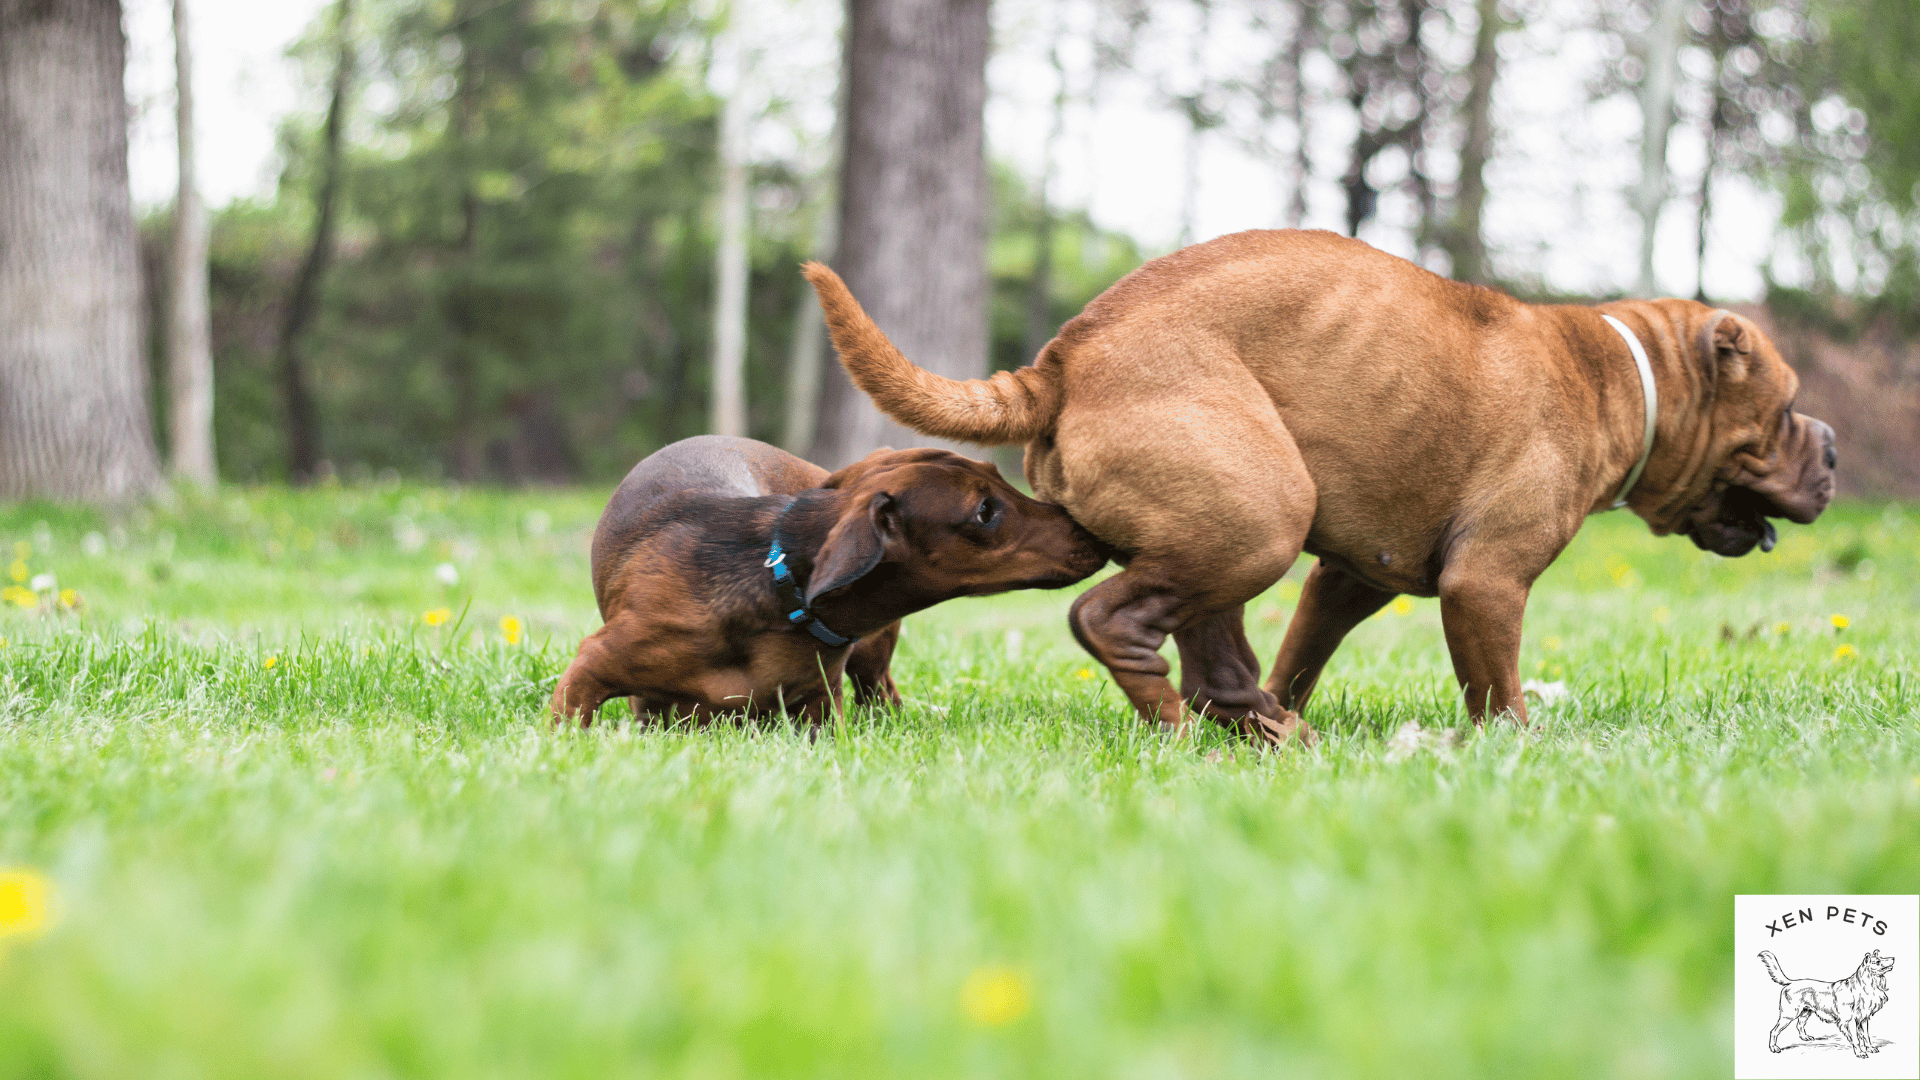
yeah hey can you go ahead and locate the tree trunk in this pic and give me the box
[709,26,750,439]
[1397,0,1437,259]
[810,0,990,469]
[1442,0,1500,284]
[1694,48,1726,303]
[1024,20,1068,364]
[1634,0,1686,296]
[1175,0,1212,249]
[781,47,844,456]
[445,9,483,482]
[168,0,215,484]
[1282,1,1311,228]
[0,0,161,503]
[276,0,353,483]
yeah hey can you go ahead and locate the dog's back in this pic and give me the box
[589,436,827,611]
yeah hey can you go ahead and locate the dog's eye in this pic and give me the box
[975,498,998,526]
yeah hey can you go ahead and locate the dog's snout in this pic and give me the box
[1823,430,1837,471]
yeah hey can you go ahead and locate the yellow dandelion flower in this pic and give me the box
[1652,606,1671,625]
[960,966,1030,1026]
[0,869,52,938]
[57,588,77,609]
[7,560,25,584]
[3,586,35,609]
[1074,667,1096,680]
[423,608,451,627]
[500,615,523,645]
[1833,644,1857,662]
[263,656,278,669]
[1775,622,1791,635]
[0,637,8,648]
[1543,636,1563,653]
[1830,614,1850,631]
[1390,596,1414,616]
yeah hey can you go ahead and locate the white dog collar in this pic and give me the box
[1601,313,1657,510]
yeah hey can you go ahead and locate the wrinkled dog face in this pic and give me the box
[1680,313,1836,557]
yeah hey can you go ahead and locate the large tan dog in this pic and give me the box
[802,229,1837,743]
[1760,949,1894,1057]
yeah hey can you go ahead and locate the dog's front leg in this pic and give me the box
[551,650,622,728]
[1436,560,1533,725]
[845,622,903,709]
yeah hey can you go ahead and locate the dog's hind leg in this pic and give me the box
[1264,561,1397,715]
[1174,606,1311,743]
[1054,357,1315,744]
[1769,1006,1799,1052]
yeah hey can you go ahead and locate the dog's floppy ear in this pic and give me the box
[805,492,897,605]
[1697,309,1752,389]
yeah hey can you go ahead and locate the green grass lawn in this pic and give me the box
[0,484,1913,1078]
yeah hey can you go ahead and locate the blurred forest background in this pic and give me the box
[3,0,1919,499]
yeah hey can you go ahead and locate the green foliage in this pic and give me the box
[187,5,1148,485]
[1814,0,1920,212]
[1770,0,1920,317]
[304,0,736,479]
[0,488,1913,1076]
[988,165,1148,373]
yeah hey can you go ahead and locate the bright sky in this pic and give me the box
[123,0,1781,301]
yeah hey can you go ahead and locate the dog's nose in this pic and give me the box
[1823,432,1837,471]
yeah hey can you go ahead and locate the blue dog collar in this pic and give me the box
[765,541,853,648]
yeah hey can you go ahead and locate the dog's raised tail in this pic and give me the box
[802,261,1060,446]
[1759,951,1792,986]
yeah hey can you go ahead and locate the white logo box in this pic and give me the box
[1735,894,1918,1080]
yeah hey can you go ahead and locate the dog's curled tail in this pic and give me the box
[802,261,1061,446]
[1759,951,1792,986]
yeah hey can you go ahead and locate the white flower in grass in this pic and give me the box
[435,563,459,587]
[1385,721,1459,763]
[28,573,54,594]
[1522,679,1570,704]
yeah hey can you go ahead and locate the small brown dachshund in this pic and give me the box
[551,435,1109,727]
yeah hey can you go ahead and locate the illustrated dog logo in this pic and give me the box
[1758,948,1896,1059]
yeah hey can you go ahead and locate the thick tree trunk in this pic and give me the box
[810,0,990,469]
[168,0,215,484]
[1442,0,1500,284]
[276,0,352,483]
[0,0,161,503]
[709,27,750,439]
